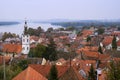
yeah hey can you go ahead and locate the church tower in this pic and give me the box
[21,21,30,55]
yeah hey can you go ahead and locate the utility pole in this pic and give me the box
[3,52,6,80]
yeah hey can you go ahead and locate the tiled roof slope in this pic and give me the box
[29,64,69,78]
[0,55,10,64]
[13,64,85,80]
[12,66,47,80]
[2,44,22,54]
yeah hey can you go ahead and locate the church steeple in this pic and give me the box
[22,20,30,55]
[24,20,28,34]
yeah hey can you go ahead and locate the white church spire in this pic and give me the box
[22,20,30,55]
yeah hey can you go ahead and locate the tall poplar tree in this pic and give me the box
[107,61,120,80]
[112,36,117,50]
[48,65,58,80]
[88,65,96,80]
[98,46,103,54]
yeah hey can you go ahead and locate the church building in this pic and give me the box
[21,21,30,55]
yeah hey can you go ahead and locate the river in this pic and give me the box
[0,22,63,35]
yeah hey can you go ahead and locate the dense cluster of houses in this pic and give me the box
[0,22,120,80]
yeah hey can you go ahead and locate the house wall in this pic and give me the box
[117,46,120,51]
[106,44,112,50]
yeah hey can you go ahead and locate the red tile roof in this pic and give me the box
[12,66,47,80]
[59,36,68,39]
[113,57,120,62]
[2,44,22,54]
[83,51,99,58]
[102,36,113,46]
[72,60,96,75]
[13,64,87,80]
[111,31,120,36]
[81,30,93,37]
[117,40,120,46]
[76,46,98,53]
[30,36,39,41]
[0,55,10,64]
[29,64,69,78]
[98,54,111,61]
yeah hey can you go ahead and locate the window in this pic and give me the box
[27,39,29,42]
[23,39,25,42]
[27,47,29,50]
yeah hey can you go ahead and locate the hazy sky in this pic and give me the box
[0,0,120,20]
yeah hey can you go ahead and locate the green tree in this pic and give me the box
[42,38,57,61]
[47,27,54,33]
[66,26,75,31]
[97,28,105,35]
[34,44,47,58]
[58,27,64,31]
[107,61,120,80]
[28,44,47,58]
[27,28,35,36]
[27,27,44,36]
[36,26,44,36]
[1,32,18,41]
[48,65,58,80]
[112,36,117,50]
[98,46,103,54]
[17,59,28,70]
[47,38,57,61]
[0,65,22,80]
[86,36,91,42]
[88,65,96,80]
[28,48,35,57]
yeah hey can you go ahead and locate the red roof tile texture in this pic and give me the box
[0,55,10,64]
[81,30,93,37]
[29,64,69,78]
[12,66,47,80]
[2,44,22,54]
[102,36,113,46]
[30,36,39,41]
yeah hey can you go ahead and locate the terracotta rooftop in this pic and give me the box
[72,60,96,75]
[111,31,120,36]
[2,44,22,54]
[81,30,93,37]
[98,54,111,61]
[117,40,120,46]
[29,64,69,78]
[83,51,99,58]
[13,64,87,80]
[12,66,47,80]
[102,36,113,46]
[30,36,39,41]
[0,55,10,64]
[76,46,98,53]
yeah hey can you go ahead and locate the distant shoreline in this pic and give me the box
[0,22,20,26]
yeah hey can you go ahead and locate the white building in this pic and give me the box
[21,21,30,55]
